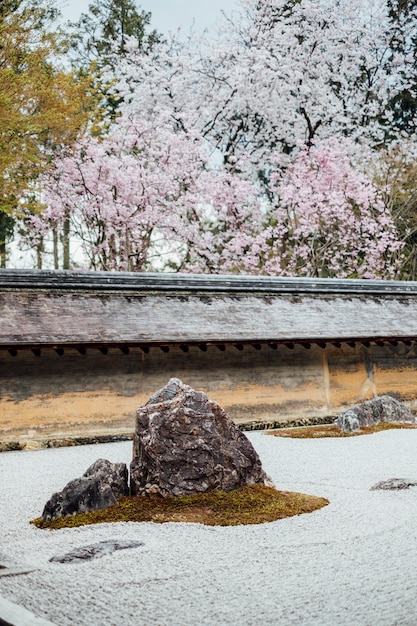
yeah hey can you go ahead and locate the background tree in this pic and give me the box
[67,0,160,119]
[112,0,413,194]
[386,0,417,136]
[369,142,417,278]
[0,0,97,267]
[263,141,403,278]
[30,122,402,277]
[10,0,413,277]
[29,111,260,272]
[67,0,159,65]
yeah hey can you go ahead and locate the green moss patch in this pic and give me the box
[270,422,417,439]
[31,484,328,529]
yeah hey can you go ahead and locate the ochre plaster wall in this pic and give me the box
[1,342,417,447]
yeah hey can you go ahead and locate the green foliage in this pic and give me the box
[66,0,160,120]
[370,146,417,279]
[67,0,160,67]
[385,0,417,136]
[0,0,100,265]
[0,212,15,267]
[0,0,97,215]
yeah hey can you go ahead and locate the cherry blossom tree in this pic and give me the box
[261,141,404,278]
[26,112,261,272]
[111,0,415,188]
[20,0,408,277]
[26,133,402,277]
[180,140,402,278]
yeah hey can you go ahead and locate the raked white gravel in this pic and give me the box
[1,429,417,625]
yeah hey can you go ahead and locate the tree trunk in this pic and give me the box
[36,238,44,269]
[0,241,6,268]
[0,211,14,269]
[62,216,70,270]
[53,229,59,269]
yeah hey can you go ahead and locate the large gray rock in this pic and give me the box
[130,378,271,497]
[42,458,129,521]
[335,395,416,432]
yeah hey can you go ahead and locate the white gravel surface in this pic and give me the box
[1,430,417,625]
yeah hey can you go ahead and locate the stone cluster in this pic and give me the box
[41,379,271,520]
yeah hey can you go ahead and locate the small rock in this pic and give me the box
[335,395,415,432]
[371,478,417,491]
[42,459,129,521]
[49,540,144,563]
[130,378,272,497]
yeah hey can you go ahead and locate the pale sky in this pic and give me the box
[59,0,240,35]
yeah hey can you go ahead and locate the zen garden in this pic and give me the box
[2,0,417,625]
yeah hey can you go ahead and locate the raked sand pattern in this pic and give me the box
[1,430,417,625]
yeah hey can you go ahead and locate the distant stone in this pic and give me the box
[42,459,129,521]
[130,378,271,497]
[49,540,143,563]
[336,411,360,432]
[371,478,417,491]
[335,395,416,432]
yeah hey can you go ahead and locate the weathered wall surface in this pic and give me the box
[2,271,417,448]
[2,341,417,447]
[3,290,417,345]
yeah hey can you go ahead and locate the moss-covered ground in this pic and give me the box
[31,484,328,529]
[269,422,417,439]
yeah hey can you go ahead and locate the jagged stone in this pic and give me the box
[371,478,417,491]
[334,395,416,432]
[42,458,129,521]
[49,540,144,563]
[130,378,271,497]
